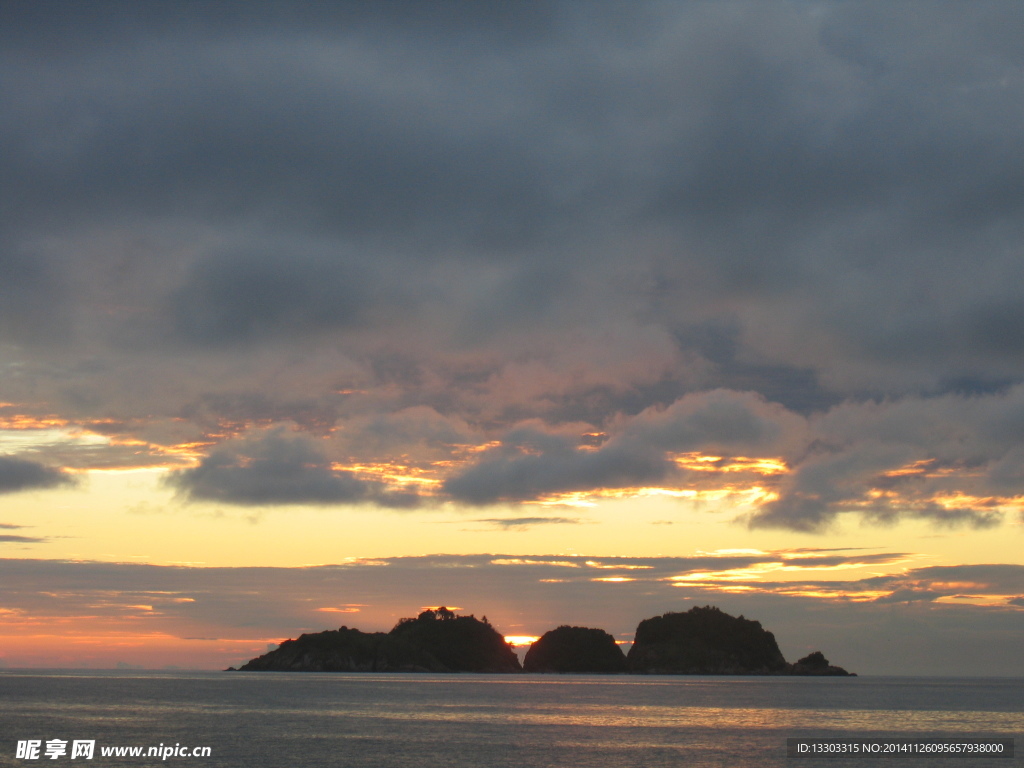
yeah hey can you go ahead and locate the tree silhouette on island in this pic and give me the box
[233,605,854,676]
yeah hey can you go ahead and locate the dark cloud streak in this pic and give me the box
[165,430,420,508]
[0,456,74,495]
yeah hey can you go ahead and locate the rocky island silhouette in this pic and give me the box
[233,605,854,676]
[626,606,853,675]
[237,608,517,673]
[523,625,627,673]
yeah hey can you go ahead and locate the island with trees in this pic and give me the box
[237,608,519,673]
[233,605,854,676]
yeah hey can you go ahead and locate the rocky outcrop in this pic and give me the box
[238,626,446,672]
[523,626,627,673]
[789,651,855,676]
[389,609,521,672]
[627,606,790,674]
[238,608,521,673]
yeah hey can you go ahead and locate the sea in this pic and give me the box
[0,671,1020,768]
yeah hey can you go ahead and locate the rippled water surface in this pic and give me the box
[1,672,1020,767]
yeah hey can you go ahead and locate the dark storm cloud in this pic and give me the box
[0,246,71,346]
[171,246,371,346]
[440,382,1024,529]
[445,390,801,504]
[3,0,1022,371]
[0,2,558,54]
[735,383,1024,530]
[2,0,1023,367]
[179,392,341,434]
[444,429,668,505]
[632,1,1024,393]
[673,322,840,415]
[0,3,564,253]
[879,563,1024,593]
[165,430,419,508]
[0,456,74,494]
[2,1,1024,528]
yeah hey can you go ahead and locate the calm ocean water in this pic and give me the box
[0,671,1020,768]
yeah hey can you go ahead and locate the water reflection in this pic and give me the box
[1,672,1020,768]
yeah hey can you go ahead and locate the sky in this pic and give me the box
[1,0,1023,675]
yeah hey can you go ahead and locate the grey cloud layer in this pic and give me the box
[2,2,1024,527]
[443,386,1024,530]
[444,389,799,503]
[4,2,1023,375]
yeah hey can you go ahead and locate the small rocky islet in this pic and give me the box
[233,605,854,676]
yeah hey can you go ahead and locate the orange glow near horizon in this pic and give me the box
[504,635,540,646]
[0,627,277,669]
